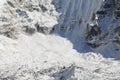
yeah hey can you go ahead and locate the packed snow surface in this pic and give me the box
[0,33,120,80]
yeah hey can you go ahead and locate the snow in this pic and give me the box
[0,0,120,80]
[0,33,120,79]
[0,0,5,8]
[53,0,120,60]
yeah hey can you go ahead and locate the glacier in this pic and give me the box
[0,0,120,80]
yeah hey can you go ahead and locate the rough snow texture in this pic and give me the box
[0,0,120,80]
[0,34,120,80]
[0,0,58,38]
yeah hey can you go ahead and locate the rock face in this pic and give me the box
[53,0,104,51]
[51,0,120,58]
[85,24,102,48]
[93,0,120,52]
[35,23,54,34]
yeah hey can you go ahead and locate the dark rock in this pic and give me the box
[7,1,15,8]
[3,31,17,39]
[79,18,82,24]
[96,10,107,15]
[91,13,96,21]
[113,27,120,44]
[114,26,120,33]
[103,3,112,8]
[86,24,101,38]
[16,9,21,13]
[33,8,40,11]
[35,23,54,34]
[35,23,40,32]
[16,9,28,18]
[86,42,101,48]
[60,24,67,32]
[117,7,120,10]
[19,0,22,2]
[52,65,75,80]
[39,4,48,12]
[0,17,8,22]
[85,24,102,48]
[28,8,33,12]
[27,19,33,22]
[113,39,120,45]
[114,11,120,19]
[24,26,36,35]
[115,49,119,51]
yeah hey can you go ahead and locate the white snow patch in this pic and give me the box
[0,33,120,79]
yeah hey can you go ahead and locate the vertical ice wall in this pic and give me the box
[54,0,104,52]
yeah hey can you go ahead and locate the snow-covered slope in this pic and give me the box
[0,34,120,80]
[0,0,120,80]
[0,0,58,38]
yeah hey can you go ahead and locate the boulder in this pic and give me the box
[85,24,102,48]
[96,10,107,15]
[16,9,28,18]
[35,23,54,34]
[39,4,48,12]
[7,1,15,8]
[24,26,36,35]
